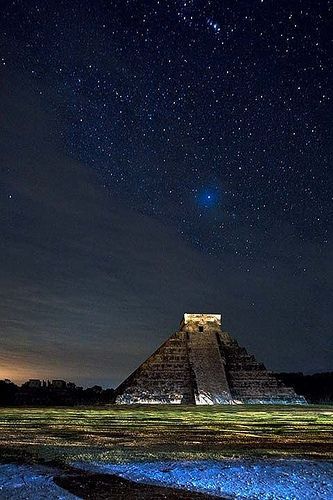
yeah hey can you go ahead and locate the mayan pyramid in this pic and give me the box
[115,313,306,404]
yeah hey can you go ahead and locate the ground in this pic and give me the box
[0,405,332,498]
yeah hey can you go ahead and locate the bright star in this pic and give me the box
[197,189,219,208]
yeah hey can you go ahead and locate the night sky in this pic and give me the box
[0,0,332,387]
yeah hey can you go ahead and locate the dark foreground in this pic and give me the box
[0,405,332,498]
[55,466,215,499]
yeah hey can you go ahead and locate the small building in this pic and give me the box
[51,379,67,389]
[25,379,42,389]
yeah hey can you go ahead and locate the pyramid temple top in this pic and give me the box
[181,313,222,327]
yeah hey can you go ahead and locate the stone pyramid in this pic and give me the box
[115,313,306,404]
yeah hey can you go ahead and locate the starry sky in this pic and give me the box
[0,0,332,386]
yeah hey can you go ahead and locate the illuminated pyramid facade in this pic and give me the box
[115,314,306,405]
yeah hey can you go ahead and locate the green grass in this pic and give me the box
[0,405,332,464]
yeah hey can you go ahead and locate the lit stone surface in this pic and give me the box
[115,313,306,405]
[0,464,77,499]
[73,459,333,499]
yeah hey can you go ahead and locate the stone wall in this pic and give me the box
[116,331,195,404]
[221,338,303,403]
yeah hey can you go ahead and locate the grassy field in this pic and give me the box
[0,405,332,465]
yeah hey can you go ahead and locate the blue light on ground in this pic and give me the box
[0,464,76,499]
[74,459,333,499]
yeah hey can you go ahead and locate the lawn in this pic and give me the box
[0,405,332,465]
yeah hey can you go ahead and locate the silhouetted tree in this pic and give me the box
[0,380,18,405]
